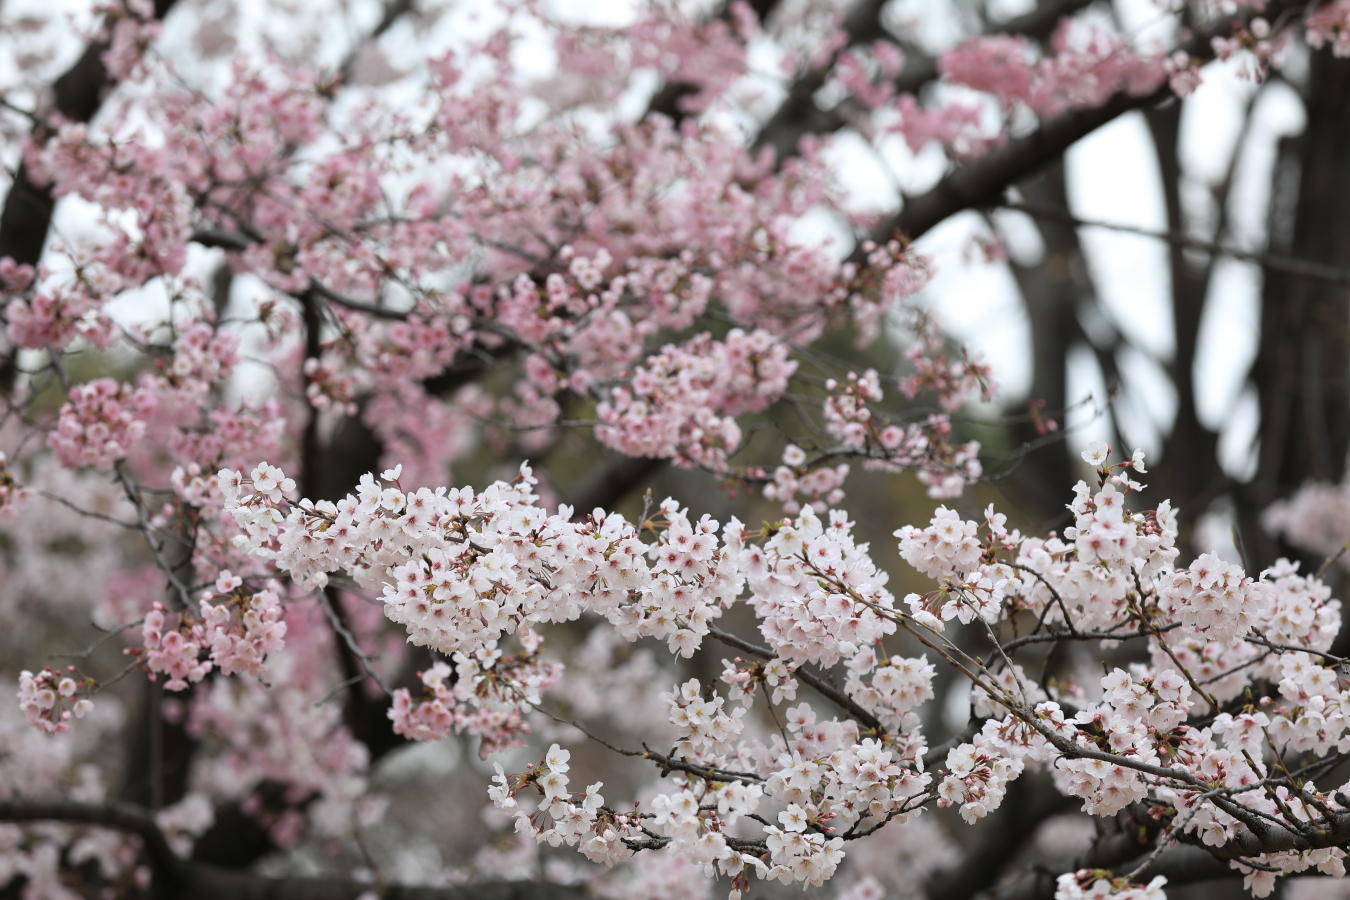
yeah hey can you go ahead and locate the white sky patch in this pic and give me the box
[889,0,967,51]
[1194,257,1261,432]
[1116,341,1175,456]
[1224,80,1305,249]
[990,207,1047,267]
[1185,78,1301,476]
[1178,72,1254,185]
[787,206,851,264]
[987,0,1037,20]
[1066,111,1172,359]
[1066,339,1114,450]
[1112,0,1180,48]
[916,212,1032,399]
[544,0,638,26]
[880,133,958,196]
[1217,386,1260,481]
[823,130,901,216]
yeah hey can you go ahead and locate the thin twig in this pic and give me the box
[706,625,883,731]
[112,462,194,610]
[317,590,391,695]
[999,200,1350,289]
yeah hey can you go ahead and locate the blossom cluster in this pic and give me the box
[389,633,561,756]
[1263,476,1350,573]
[216,459,966,890]
[140,602,212,690]
[5,0,1350,895]
[596,329,796,470]
[220,462,749,665]
[488,745,640,868]
[47,378,155,471]
[198,575,287,679]
[1055,873,1168,900]
[937,727,1026,824]
[0,452,27,518]
[135,574,286,690]
[217,446,1349,894]
[16,667,95,735]
[5,272,114,350]
[762,442,850,513]
[844,652,935,732]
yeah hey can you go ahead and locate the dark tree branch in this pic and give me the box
[118,682,197,812]
[1000,200,1350,288]
[995,160,1096,530]
[753,0,1096,164]
[996,802,1350,900]
[863,0,1322,249]
[706,625,883,731]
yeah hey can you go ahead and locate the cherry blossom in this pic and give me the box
[2,0,1348,896]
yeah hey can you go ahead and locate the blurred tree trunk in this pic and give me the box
[1002,53,1349,584]
[1238,51,1350,589]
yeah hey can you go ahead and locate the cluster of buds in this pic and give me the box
[17,667,95,735]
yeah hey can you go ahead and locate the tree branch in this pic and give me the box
[0,0,182,395]
[864,0,1321,248]
[1000,200,1350,288]
[754,0,1096,163]
[996,803,1350,900]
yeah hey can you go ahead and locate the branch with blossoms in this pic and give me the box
[865,0,1337,247]
[110,443,1334,898]
[189,189,988,506]
[3,0,1350,896]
